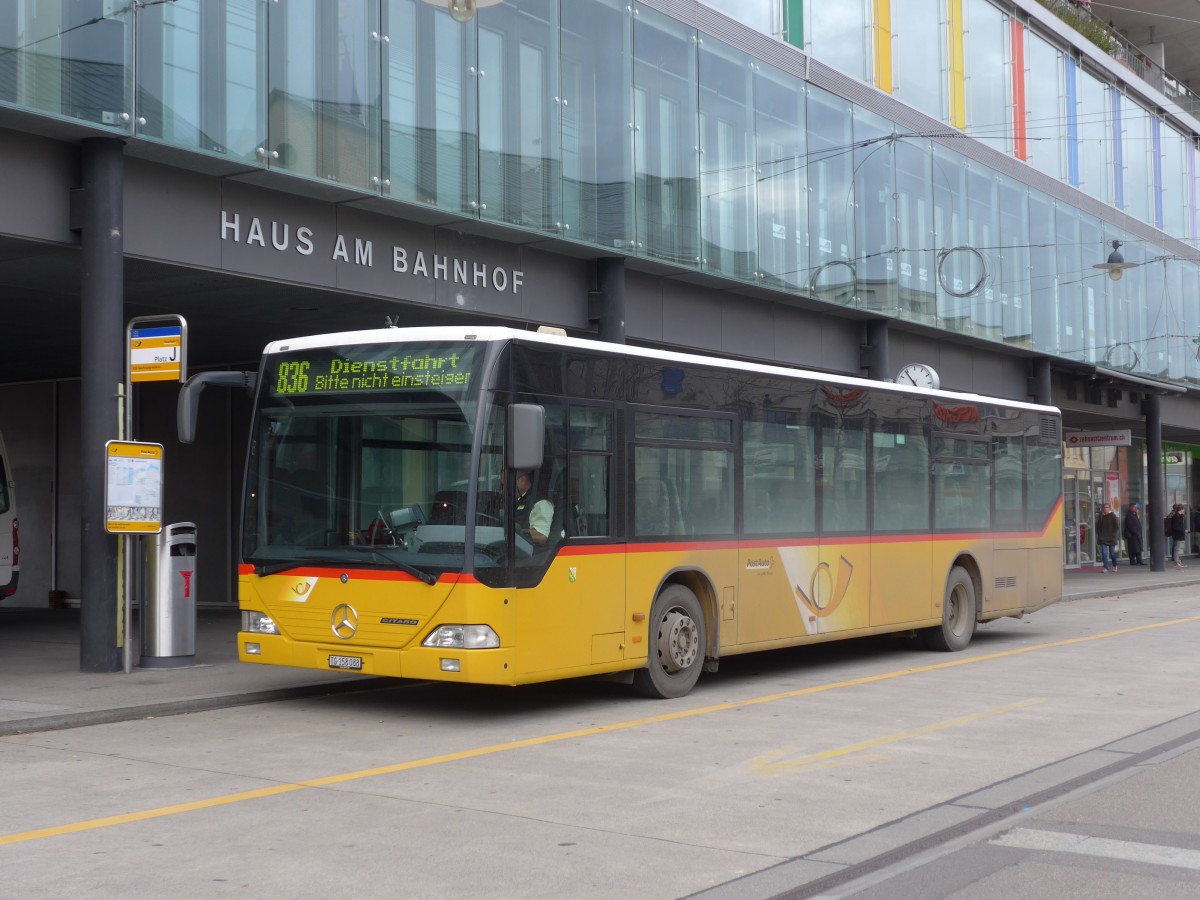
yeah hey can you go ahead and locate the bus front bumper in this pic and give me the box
[238,632,518,685]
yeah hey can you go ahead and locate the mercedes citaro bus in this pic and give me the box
[180,326,1063,698]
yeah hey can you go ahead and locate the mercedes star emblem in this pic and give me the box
[331,603,358,640]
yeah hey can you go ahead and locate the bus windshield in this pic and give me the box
[242,341,496,576]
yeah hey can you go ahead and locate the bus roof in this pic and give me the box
[263,325,1060,415]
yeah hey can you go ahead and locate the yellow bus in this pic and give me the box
[187,326,1062,698]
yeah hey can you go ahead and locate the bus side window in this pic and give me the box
[568,454,608,536]
[569,405,611,537]
[636,477,672,535]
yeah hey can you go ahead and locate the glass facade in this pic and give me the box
[1,0,1199,385]
[1076,64,1110,203]
[805,1,869,83]
[0,1,133,128]
[965,0,1009,156]
[754,60,808,292]
[1122,94,1153,224]
[561,0,632,248]
[385,0,477,210]
[1024,30,1062,180]
[892,0,944,121]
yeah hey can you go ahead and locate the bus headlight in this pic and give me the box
[242,610,280,635]
[422,624,499,649]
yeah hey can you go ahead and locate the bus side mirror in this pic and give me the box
[506,403,545,472]
[177,371,258,444]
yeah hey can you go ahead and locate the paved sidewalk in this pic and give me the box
[1,563,1196,736]
[0,606,382,735]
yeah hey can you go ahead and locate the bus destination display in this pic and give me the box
[272,346,476,396]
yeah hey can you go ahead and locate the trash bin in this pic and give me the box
[140,522,197,668]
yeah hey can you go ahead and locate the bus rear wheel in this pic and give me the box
[922,566,976,652]
[632,585,706,699]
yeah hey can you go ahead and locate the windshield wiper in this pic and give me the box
[340,545,440,585]
[252,555,358,577]
[251,549,440,585]
[255,560,301,576]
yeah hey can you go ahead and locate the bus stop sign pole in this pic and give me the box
[120,315,187,673]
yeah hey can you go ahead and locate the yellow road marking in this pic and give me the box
[750,698,1044,775]
[3,613,1199,847]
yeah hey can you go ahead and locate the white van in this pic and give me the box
[0,431,18,600]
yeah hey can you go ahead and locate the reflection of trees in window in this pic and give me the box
[743,419,816,535]
[992,434,1025,529]
[933,434,991,530]
[1026,434,1063,528]
[821,421,866,532]
[741,378,817,535]
[872,418,929,531]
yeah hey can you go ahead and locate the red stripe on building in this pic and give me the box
[1011,18,1027,161]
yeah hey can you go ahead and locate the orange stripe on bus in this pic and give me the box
[237,564,472,585]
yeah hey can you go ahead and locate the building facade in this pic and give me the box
[0,0,1197,669]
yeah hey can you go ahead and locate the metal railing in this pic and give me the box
[1040,0,1200,118]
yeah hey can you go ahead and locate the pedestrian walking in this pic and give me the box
[1168,503,1188,568]
[1123,503,1144,565]
[1096,502,1120,572]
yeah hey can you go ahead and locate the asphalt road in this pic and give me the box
[4,583,1200,899]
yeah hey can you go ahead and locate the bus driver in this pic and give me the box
[504,470,554,546]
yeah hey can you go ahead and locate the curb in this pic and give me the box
[0,676,391,737]
[1062,573,1200,603]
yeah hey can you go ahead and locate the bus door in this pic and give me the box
[629,405,738,645]
[813,419,870,634]
[512,400,625,674]
[0,431,17,599]
[869,419,933,627]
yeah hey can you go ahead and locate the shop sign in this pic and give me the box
[1065,430,1131,447]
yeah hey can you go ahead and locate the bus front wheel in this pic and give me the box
[632,585,706,699]
[922,567,976,652]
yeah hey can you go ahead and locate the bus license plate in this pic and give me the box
[328,654,363,671]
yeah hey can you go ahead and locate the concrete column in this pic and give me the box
[78,138,125,673]
[1143,393,1165,573]
[595,257,626,344]
[1029,357,1052,406]
[859,319,889,381]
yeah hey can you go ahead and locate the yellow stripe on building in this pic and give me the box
[874,0,893,94]
[947,0,966,128]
